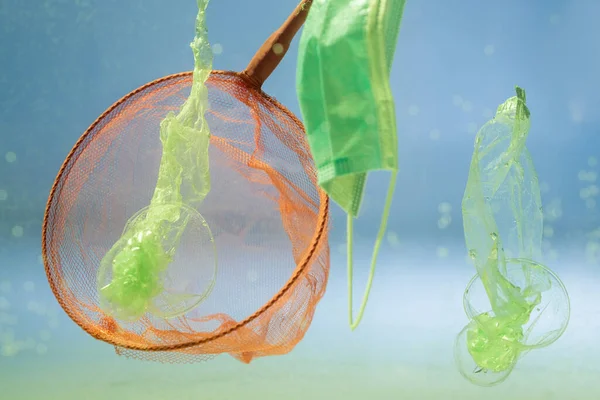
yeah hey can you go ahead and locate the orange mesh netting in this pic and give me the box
[42,0,330,364]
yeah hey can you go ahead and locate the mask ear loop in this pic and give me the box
[347,170,397,330]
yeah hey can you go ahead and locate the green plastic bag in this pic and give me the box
[455,87,570,386]
[96,0,217,321]
[297,0,406,329]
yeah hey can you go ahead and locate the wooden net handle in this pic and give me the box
[241,0,313,88]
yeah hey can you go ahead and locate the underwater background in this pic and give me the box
[1,0,599,399]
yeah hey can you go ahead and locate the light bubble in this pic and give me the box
[467,122,478,134]
[549,14,561,25]
[543,226,554,238]
[212,43,223,55]
[11,225,23,238]
[452,95,463,107]
[429,129,441,140]
[272,42,284,55]
[578,170,597,182]
[437,215,452,229]
[588,157,598,167]
[438,202,452,214]
[0,189,7,201]
[586,240,600,264]
[39,329,52,342]
[0,281,11,294]
[586,199,596,209]
[1,342,19,357]
[23,281,35,292]
[569,101,584,123]
[483,44,495,56]
[35,343,48,355]
[462,101,473,112]
[436,246,449,258]
[544,199,563,221]
[581,185,599,199]
[0,297,9,310]
[408,105,420,116]
[27,301,47,316]
[387,231,400,248]
[4,152,16,163]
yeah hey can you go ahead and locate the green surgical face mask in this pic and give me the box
[296,0,406,330]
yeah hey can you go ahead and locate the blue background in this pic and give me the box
[0,0,599,398]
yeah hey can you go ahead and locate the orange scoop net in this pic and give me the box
[42,0,330,364]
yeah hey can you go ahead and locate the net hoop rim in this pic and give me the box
[41,70,330,353]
